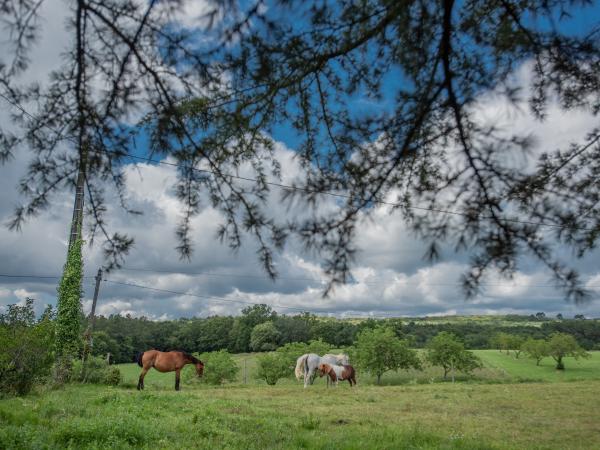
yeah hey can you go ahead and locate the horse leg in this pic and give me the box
[137,366,149,390]
[175,369,181,391]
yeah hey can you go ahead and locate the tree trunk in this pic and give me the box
[555,357,565,370]
[377,373,381,385]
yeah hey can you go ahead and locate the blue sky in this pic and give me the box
[1,0,600,320]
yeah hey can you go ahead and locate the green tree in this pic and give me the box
[0,299,55,395]
[55,238,84,369]
[353,327,421,385]
[227,318,252,353]
[491,332,512,354]
[547,333,589,370]
[521,338,549,366]
[426,332,482,382]
[90,331,119,360]
[250,322,281,352]
[256,353,289,385]
[507,335,525,359]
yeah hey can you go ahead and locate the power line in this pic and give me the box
[0,91,590,232]
[0,274,93,279]
[1,270,598,290]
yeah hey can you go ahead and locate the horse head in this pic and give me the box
[195,360,204,377]
[317,363,330,377]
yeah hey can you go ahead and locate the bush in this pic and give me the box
[191,350,238,385]
[256,353,289,385]
[72,356,122,385]
[0,299,55,396]
[104,366,123,386]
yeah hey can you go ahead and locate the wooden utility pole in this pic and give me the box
[89,268,103,330]
[68,157,86,249]
[83,268,102,359]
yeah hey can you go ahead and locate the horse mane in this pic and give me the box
[182,352,201,364]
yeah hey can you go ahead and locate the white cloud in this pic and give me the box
[1,9,599,322]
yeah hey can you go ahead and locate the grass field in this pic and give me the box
[2,352,600,449]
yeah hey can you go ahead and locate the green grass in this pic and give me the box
[2,380,600,449]
[3,352,600,449]
[475,350,600,382]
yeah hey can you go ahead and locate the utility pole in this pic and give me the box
[68,157,86,249]
[89,268,102,330]
[83,267,102,360]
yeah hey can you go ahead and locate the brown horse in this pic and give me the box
[318,362,356,387]
[136,350,204,391]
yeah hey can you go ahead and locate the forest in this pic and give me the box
[87,304,600,363]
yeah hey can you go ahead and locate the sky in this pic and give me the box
[1,0,600,320]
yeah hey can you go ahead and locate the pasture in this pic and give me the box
[1,352,600,449]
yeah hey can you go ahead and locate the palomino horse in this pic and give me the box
[318,362,356,387]
[136,350,204,391]
[295,353,350,388]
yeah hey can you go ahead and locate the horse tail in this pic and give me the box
[136,351,144,367]
[294,355,306,381]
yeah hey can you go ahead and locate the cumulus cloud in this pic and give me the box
[1,3,599,319]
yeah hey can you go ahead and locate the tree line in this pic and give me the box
[86,304,600,363]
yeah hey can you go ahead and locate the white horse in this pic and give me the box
[295,353,350,388]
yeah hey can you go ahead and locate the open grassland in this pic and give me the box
[2,351,600,449]
[1,380,600,449]
[475,350,600,382]
[116,351,600,389]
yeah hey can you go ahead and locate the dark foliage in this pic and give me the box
[86,311,600,363]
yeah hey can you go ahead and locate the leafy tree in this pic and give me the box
[250,321,281,352]
[273,316,311,345]
[353,327,421,385]
[90,331,119,360]
[0,299,55,395]
[227,318,252,354]
[425,332,482,382]
[507,335,525,359]
[547,333,590,370]
[256,353,289,385]
[521,338,549,366]
[491,332,512,354]
[2,1,600,300]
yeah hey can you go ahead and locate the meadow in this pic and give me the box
[1,351,600,449]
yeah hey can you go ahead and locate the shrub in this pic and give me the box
[256,353,289,385]
[191,350,238,385]
[71,356,122,385]
[104,366,123,386]
[0,299,55,396]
